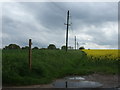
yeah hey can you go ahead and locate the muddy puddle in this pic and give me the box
[53,76,103,88]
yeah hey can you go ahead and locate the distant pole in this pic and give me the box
[29,39,32,70]
[65,10,70,52]
[77,42,79,50]
[75,36,76,50]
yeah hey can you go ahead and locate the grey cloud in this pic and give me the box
[20,2,117,37]
[2,2,118,49]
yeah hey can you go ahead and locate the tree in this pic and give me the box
[56,48,60,50]
[40,48,47,50]
[61,45,66,50]
[3,46,8,50]
[4,44,20,49]
[47,44,56,50]
[32,47,39,50]
[68,46,73,50]
[21,46,29,50]
[79,46,85,50]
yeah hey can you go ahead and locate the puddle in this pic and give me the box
[53,76,103,88]
[65,76,85,81]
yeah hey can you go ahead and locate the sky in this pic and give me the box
[1,1,118,49]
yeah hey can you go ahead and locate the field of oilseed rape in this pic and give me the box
[82,49,119,74]
[83,49,119,61]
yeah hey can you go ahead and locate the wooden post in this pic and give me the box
[65,81,67,88]
[29,39,32,70]
[66,10,70,52]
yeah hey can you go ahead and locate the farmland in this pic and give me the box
[83,49,119,60]
[2,49,119,86]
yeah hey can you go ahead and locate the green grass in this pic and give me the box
[2,49,118,86]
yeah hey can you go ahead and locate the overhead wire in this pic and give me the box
[68,12,76,48]
[46,1,77,48]
[49,2,67,22]
[69,15,75,37]
[46,2,68,47]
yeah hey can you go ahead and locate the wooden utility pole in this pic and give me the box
[29,39,32,70]
[77,42,79,49]
[65,10,70,52]
[75,36,76,50]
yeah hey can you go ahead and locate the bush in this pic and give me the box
[32,47,39,50]
[47,44,56,50]
[61,45,66,50]
[22,46,29,50]
[79,46,85,50]
[3,44,20,50]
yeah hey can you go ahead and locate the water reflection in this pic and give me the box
[53,76,102,88]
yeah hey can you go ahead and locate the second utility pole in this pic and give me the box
[75,36,76,50]
[66,10,70,52]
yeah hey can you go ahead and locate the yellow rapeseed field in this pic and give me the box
[83,49,119,60]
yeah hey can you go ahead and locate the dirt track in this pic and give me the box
[82,73,119,88]
[3,73,119,88]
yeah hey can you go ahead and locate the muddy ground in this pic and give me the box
[82,73,119,88]
[3,73,119,88]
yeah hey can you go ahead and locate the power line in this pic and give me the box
[50,2,66,21]
[69,14,75,36]
[69,13,77,49]
[50,2,66,13]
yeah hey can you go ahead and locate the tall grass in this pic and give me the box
[2,49,118,86]
[83,49,119,74]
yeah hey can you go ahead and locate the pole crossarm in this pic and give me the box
[64,23,72,26]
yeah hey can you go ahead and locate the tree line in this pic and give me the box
[3,44,85,50]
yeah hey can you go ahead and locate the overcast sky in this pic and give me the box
[2,2,118,49]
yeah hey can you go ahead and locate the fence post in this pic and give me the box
[65,81,67,88]
[29,39,32,70]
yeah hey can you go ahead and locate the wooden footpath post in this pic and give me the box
[29,39,32,70]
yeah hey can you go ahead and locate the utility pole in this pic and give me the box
[77,42,79,49]
[29,39,32,70]
[65,10,70,52]
[75,36,76,50]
